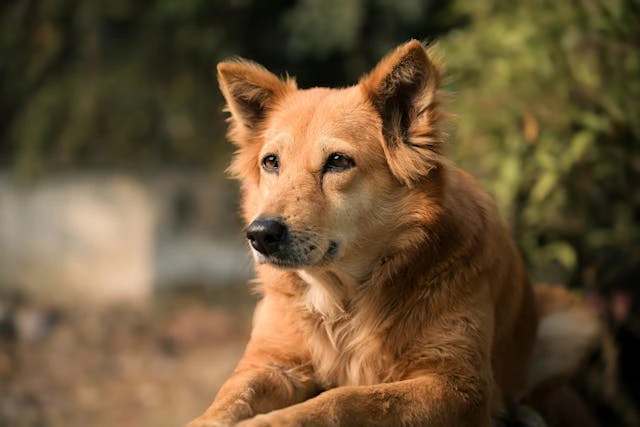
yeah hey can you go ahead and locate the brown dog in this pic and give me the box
[189,40,599,426]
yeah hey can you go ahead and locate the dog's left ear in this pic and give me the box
[217,60,296,144]
[360,40,445,186]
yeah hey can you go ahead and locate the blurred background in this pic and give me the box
[0,0,639,426]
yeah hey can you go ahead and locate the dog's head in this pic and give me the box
[218,40,446,271]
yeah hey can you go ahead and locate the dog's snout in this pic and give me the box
[245,217,288,256]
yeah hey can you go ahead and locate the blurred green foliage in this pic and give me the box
[0,0,459,175]
[442,0,640,290]
[0,0,638,291]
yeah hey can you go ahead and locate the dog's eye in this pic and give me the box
[324,153,354,172]
[261,154,279,173]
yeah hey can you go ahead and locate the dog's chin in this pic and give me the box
[253,241,340,270]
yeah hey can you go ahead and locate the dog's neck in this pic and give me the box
[296,250,377,318]
[297,269,347,319]
[296,237,400,319]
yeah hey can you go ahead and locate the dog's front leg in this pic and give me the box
[188,295,319,426]
[237,373,491,427]
[187,363,318,427]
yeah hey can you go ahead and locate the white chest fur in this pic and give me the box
[298,271,388,387]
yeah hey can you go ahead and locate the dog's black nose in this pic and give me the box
[245,217,288,256]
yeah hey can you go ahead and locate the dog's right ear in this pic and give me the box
[360,40,445,187]
[217,61,296,142]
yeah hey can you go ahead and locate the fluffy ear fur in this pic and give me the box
[217,60,296,144]
[360,40,445,187]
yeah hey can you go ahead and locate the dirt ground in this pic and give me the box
[0,285,257,427]
[2,284,639,427]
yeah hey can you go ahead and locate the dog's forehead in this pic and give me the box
[265,86,380,148]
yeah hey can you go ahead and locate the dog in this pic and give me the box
[189,40,599,426]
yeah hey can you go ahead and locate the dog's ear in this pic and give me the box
[360,40,445,186]
[217,60,296,142]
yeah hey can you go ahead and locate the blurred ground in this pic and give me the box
[0,285,256,427]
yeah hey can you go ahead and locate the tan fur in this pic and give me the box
[189,41,598,427]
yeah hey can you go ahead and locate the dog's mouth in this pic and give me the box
[320,241,339,263]
[252,239,340,269]
[244,218,341,268]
